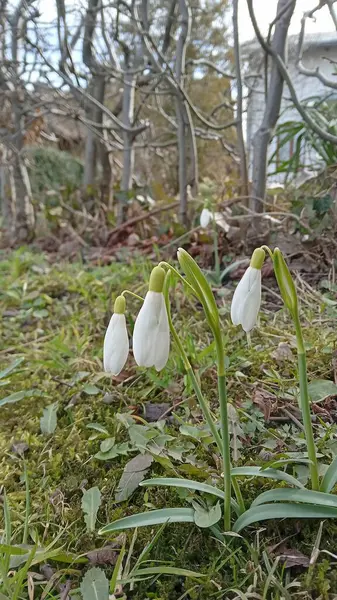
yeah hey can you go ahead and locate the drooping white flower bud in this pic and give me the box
[230,248,265,332]
[200,208,212,228]
[132,266,170,371]
[103,295,129,375]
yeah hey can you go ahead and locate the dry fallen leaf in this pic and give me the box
[252,388,276,421]
[271,342,294,362]
[276,547,310,568]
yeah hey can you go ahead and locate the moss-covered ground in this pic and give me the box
[1,248,337,599]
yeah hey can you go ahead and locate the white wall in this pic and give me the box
[246,42,337,183]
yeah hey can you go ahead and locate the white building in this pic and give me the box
[243,33,337,184]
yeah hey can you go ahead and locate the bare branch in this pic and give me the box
[248,0,337,145]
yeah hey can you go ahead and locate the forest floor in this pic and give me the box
[1,246,337,599]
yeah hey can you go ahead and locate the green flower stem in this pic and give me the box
[167,314,223,452]
[159,262,197,296]
[293,314,319,491]
[121,290,144,302]
[163,267,245,524]
[215,336,232,531]
[260,245,274,260]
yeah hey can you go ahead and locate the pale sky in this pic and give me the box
[238,0,336,42]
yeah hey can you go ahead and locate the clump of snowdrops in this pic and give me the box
[99,247,337,538]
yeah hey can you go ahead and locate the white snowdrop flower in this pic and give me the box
[230,248,265,333]
[133,266,170,371]
[200,208,213,228]
[103,296,129,375]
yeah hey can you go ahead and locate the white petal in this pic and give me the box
[231,267,260,327]
[132,291,163,367]
[240,272,261,332]
[103,313,129,375]
[200,208,212,228]
[154,295,170,371]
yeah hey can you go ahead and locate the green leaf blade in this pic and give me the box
[252,488,337,508]
[233,503,337,533]
[80,567,109,600]
[99,508,195,534]
[321,455,337,493]
[81,487,102,532]
[40,402,58,435]
[231,466,304,488]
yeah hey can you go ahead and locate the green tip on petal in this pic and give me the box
[114,295,126,314]
[149,266,166,293]
[250,247,265,270]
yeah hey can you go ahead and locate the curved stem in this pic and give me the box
[260,245,274,260]
[166,299,223,451]
[159,262,196,295]
[121,290,144,302]
[293,313,319,491]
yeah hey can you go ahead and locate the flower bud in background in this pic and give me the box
[273,248,298,315]
[230,247,265,332]
[132,266,170,371]
[103,295,129,375]
[200,207,213,228]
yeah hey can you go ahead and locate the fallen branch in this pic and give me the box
[106,201,180,241]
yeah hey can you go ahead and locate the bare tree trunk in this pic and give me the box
[175,96,188,225]
[13,154,35,241]
[233,0,249,202]
[117,71,136,224]
[0,145,13,235]
[175,0,192,226]
[10,93,35,242]
[8,0,36,242]
[82,74,105,190]
[248,0,296,213]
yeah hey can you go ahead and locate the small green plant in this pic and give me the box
[99,246,337,539]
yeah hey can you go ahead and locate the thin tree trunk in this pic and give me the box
[233,0,249,201]
[249,0,296,214]
[82,74,105,190]
[11,93,35,242]
[117,71,136,225]
[13,155,35,242]
[175,95,188,225]
[0,145,13,235]
[175,0,192,226]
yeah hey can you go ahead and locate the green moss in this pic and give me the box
[1,248,337,598]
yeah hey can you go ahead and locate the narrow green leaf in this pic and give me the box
[99,508,195,534]
[140,477,241,515]
[320,456,337,492]
[86,423,109,435]
[81,487,102,532]
[320,455,337,493]
[0,544,27,556]
[0,358,24,380]
[40,402,58,435]
[252,488,337,508]
[231,466,304,488]
[0,389,39,408]
[80,567,109,600]
[233,503,337,533]
[133,523,167,570]
[110,542,125,593]
[140,477,225,498]
[125,566,205,579]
